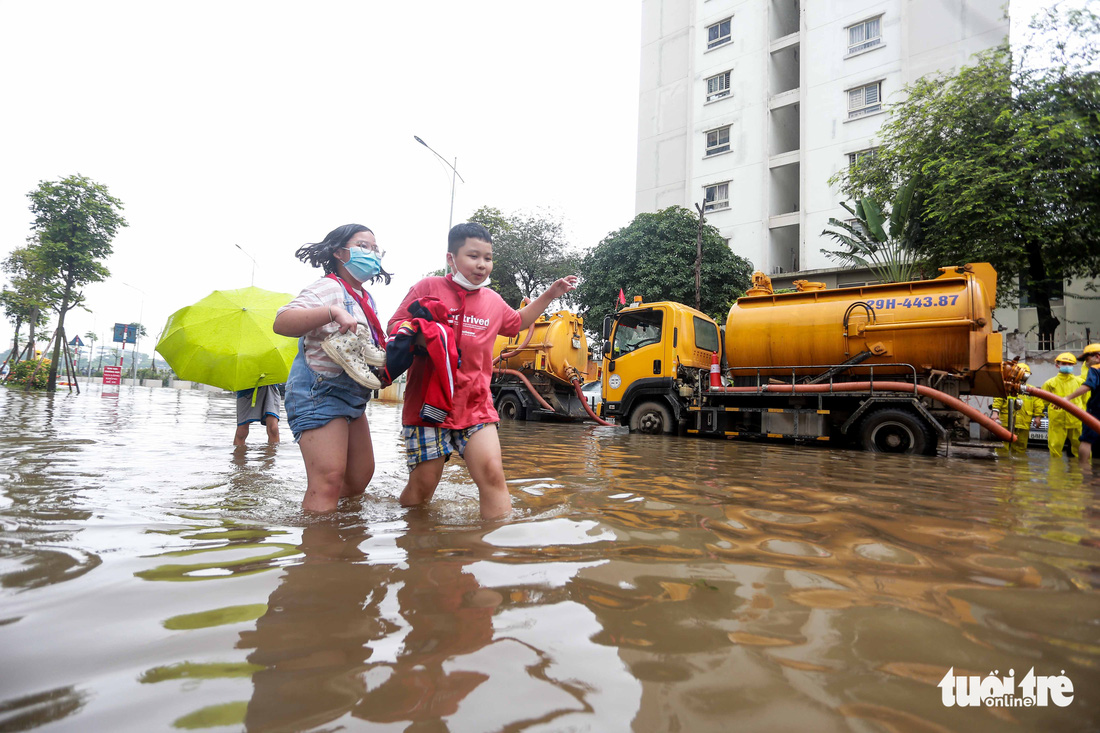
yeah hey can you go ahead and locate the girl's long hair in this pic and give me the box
[294,223,392,285]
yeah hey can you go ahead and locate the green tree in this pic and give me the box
[821,178,925,283]
[1,246,52,364]
[26,175,127,391]
[575,206,754,326]
[832,7,1100,340]
[468,206,580,308]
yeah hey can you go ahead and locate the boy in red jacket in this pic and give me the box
[387,223,577,519]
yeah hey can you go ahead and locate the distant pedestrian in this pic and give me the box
[1063,344,1100,463]
[235,384,283,446]
[272,224,392,512]
[991,364,1041,455]
[1039,353,1086,458]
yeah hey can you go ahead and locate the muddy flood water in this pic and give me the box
[1,384,1098,733]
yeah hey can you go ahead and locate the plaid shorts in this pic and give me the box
[402,423,492,469]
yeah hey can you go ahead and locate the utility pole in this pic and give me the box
[235,244,258,286]
[414,135,466,269]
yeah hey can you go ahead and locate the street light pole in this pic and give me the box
[121,282,145,383]
[414,135,465,232]
[235,244,258,286]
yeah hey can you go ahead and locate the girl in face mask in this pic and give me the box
[273,224,393,513]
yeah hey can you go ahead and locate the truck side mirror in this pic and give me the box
[602,340,612,356]
[602,315,612,340]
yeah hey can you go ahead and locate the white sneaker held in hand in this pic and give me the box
[321,330,381,389]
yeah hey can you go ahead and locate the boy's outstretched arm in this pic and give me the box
[518,276,579,329]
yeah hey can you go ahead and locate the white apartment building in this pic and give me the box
[635,0,1009,277]
[634,0,1100,375]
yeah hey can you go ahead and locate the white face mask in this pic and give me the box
[448,256,491,290]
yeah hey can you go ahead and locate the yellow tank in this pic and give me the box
[725,263,1009,396]
[493,310,589,386]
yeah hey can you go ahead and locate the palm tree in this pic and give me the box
[83,331,98,375]
[821,178,922,283]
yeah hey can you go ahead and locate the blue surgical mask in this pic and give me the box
[1060,365,1074,374]
[343,248,381,282]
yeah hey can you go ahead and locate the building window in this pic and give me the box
[847,147,878,168]
[847,82,882,119]
[706,71,732,102]
[707,18,732,49]
[704,181,730,211]
[705,126,731,156]
[844,217,870,238]
[847,17,882,55]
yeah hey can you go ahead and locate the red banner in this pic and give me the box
[102,366,122,386]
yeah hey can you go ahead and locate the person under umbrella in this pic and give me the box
[234,383,284,446]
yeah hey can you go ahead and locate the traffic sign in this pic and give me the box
[102,366,122,386]
[113,323,137,344]
[69,335,84,347]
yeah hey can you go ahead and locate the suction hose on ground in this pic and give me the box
[708,382,1017,442]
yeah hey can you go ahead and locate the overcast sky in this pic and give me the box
[0,1,642,360]
[0,0,1079,364]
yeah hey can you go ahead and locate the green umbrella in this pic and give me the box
[155,287,297,392]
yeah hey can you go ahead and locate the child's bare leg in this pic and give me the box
[233,423,249,446]
[342,415,374,497]
[462,426,512,520]
[298,418,351,512]
[401,458,444,507]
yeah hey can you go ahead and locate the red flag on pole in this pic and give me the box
[617,288,626,305]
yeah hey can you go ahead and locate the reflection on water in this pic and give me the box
[0,384,1098,732]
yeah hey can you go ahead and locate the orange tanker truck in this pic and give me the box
[491,309,600,421]
[598,263,1033,454]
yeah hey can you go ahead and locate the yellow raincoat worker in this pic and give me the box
[991,364,1042,455]
[1039,353,1087,458]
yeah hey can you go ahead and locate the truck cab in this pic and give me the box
[601,299,720,433]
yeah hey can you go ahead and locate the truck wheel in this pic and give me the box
[859,407,931,454]
[497,393,526,420]
[629,400,674,435]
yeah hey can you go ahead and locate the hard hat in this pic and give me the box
[1056,352,1077,365]
[1018,363,1030,376]
[1081,343,1100,359]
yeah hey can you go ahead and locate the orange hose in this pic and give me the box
[494,314,536,364]
[494,368,556,412]
[571,378,613,426]
[1023,385,1100,434]
[708,381,1016,442]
